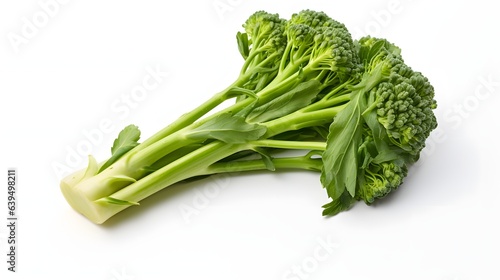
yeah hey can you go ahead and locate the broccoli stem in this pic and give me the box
[248,139,326,151]
[61,69,338,211]
[202,155,323,174]
[127,100,344,173]
[117,70,314,170]
[65,138,325,224]
[62,141,246,224]
[102,106,337,198]
[263,105,347,137]
[61,77,354,224]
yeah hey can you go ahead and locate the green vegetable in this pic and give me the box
[60,10,437,224]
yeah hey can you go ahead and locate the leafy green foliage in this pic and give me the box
[98,125,140,173]
[322,191,355,216]
[236,32,250,59]
[95,196,140,206]
[321,94,363,200]
[187,113,267,143]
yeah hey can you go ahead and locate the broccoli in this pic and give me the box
[60,10,437,224]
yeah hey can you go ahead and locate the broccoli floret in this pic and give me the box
[357,36,402,63]
[284,23,317,63]
[236,10,361,118]
[236,11,288,92]
[374,78,437,156]
[366,56,437,157]
[275,10,360,88]
[288,9,360,77]
[288,10,333,30]
[357,159,408,204]
[243,10,287,52]
[320,36,437,215]
[310,25,360,79]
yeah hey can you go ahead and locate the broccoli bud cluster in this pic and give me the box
[241,12,438,214]
[319,35,437,214]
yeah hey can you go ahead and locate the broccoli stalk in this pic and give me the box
[60,10,437,224]
[60,101,347,223]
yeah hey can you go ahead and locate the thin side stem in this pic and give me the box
[137,85,233,150]
[249,139,326,151]
[202,156,323,175]
[263,105,347,137]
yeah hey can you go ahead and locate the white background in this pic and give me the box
[1,0,499,279]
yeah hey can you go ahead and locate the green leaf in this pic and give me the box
[98,125,141,173]
[82,155,99,180]
[236,32,249,59]
[226,87,258,100]
[103,175,137,184]
[235,98,259,118]
[111,125,141,154]
[322,191,356,216]
[312,125,330,139]
[320,92,363,199]
[358,38,385,66]
[187,113,266,143]
[362,109,403,164]
[367,40,386,61]
[253,147,275,171]
[95,196,140,206]
[246,80,321,123]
